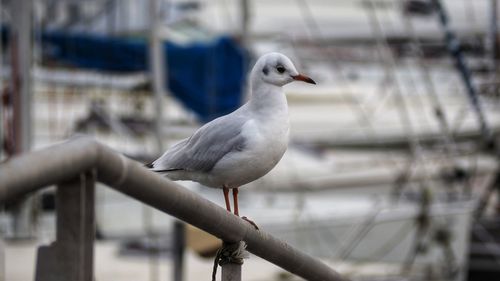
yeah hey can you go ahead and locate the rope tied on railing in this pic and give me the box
[212,241,248,281]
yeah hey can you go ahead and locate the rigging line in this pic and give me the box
[383,2,434,133]
[363,0,437,189]
[463,0,478,33]
[290,190,310,253]
[294,0,380,141]
[431,0,493,145]
[462,149,478,197]
[363,0,420,152]
[332,221,415,274]
[293,0,401,168]
[371,3,468,194]
[391,155,417,201]
[472,221,500,266]
[396,3,474,194]
[363,220,415,261]
[380,4,458,182]
[450,102,470,133]
[0,0,3,161]
[336,201,384,260]
[401,186,432,275]
[365,72,397,119]
[465,141,482,198]
[399,8,458,155]
[486,0,499,75]
[297,0,376,138]
[301,208,341,259]
[474,171,500,220]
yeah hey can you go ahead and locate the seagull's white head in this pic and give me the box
[252,52,316,87]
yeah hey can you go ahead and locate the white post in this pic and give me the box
[239,0,250,46]
[147,1,166,280]
[11,0,32,154]
[0,0,3,161]
[10,0,34,239]
[488,0,498,78]
[149,0,166,154]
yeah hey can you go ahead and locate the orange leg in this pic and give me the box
[233,187,239,216]
[223,186,231,213]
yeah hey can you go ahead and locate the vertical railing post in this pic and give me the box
[222,263,241,281]
[218,241,244,281]
[10,0,34,239]
[35,170,96,281]
[172,220,185,281]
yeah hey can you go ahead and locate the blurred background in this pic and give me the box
[1,0,500,280]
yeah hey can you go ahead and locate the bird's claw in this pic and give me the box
[241,216,259,230]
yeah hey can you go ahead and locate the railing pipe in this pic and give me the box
[0,137,348,281]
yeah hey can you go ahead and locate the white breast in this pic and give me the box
[209,112,289,188]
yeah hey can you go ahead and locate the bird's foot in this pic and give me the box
[241,216,259,230]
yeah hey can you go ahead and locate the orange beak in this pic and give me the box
[291,74,316,84]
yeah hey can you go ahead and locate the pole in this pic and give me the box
[0,0,3,161]
[172,220,185,281]
[148,1,168,280]
[149,0,166,154]
[488,0,498,97]
[10,0,34,239]
[431,0,492,143]
[239,0,249,46]
[222,263,241,281]
[11,0,32,154]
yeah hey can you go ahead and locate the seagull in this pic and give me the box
[147,52,315,226]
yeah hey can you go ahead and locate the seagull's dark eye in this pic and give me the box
[276,65,286,74]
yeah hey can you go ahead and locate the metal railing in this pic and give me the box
[0,137,348,281]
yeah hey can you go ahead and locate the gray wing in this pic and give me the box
[152,114,248,173]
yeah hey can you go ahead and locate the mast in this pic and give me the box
[11,0,32,155]
[0,0,3,161]
[488,0,498,87]
[149,0,166,154]
[145,0,166,280]
[431,0,493,144]
[10,0,34,239]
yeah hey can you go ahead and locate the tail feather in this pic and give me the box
[151,168,184,173]
[144,162,183,173]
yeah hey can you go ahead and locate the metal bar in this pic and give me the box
[149,0,166,153]
[10,0,34,239]
[35,171,95,281]
[400,6,457,157]
[11,0,33,153]
[172,221,185,281]
[488,0,498,75]
[0,0,3,161]
[0,137,348,281]
[0,238,5,281]
[474,172,500,219]
[431,0,492,143]
[148,3,166,279]
[142,204,159,281]
[222,263,241,281]
[239,0,250,46]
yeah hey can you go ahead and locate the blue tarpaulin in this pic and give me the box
[42,31,247,121]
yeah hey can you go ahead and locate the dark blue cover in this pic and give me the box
[42,31,247,121]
